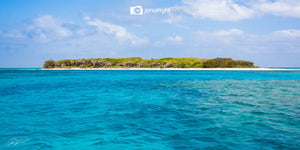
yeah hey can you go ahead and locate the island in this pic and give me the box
[43,57,259,69]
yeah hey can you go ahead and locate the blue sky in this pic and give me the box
[1,0,300,67]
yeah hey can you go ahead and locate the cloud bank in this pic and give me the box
[181,0,300,21]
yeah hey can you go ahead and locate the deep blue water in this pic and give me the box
[0,69,300,149]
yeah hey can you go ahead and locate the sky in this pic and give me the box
[0,0,300,67]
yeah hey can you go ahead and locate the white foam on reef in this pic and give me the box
[7,136,29,147]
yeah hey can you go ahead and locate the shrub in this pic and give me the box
[43,60,55,68]
[43,57,256,68]
[203,58,255,68]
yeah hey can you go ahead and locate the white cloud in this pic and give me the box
[182,0,255,21]
[195,29,246,44]
[84,17,148,45]
[3,15,148,47]
[154,35,183,46]
[254,0,300,18]
[180,0,300,21]
[1,15,74,42]
[163,15,184,24]
[28,15,73,39]
[194,29,246,42]
[167,35,183,42]
[0,30,26,39]
[271,29,300,38]
[193,28,300,54]
[0,15,151,61]
[213,29,244,36]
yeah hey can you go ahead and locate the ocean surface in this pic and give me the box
[0,69,300,150]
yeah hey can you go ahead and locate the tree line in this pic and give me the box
[43,57,257,69]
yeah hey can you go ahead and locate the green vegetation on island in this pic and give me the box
[43,57,257,69]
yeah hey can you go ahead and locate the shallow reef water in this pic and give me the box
[0,69,299,149]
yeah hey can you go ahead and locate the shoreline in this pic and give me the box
[41,68,290,71]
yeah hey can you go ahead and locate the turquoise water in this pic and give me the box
[0,69,300,149]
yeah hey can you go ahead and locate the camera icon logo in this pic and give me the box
[130,6,143,15]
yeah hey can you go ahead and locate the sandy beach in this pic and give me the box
[42,68,289,71]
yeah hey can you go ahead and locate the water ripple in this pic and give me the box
[0,70,300,149]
